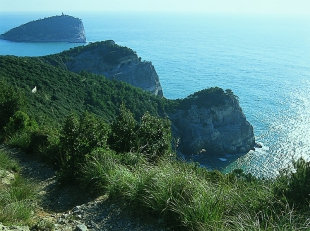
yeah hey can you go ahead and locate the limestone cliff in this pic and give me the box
[170,88,255,155]
[0,14,86,43]
[48,40,163,96]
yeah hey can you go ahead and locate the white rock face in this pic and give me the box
[170,97,255,155]
[64,42,163,96]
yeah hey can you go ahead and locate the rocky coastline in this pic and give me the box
[45,41,255,156]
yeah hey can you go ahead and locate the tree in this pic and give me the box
[137,112,172,162]
[109,103,137,153]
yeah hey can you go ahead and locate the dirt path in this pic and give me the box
[0,144,169,231]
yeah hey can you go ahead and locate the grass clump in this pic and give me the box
[0,150,37,226]
[80,149,310,230]
[2,84,310,230]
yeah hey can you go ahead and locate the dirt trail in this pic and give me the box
[0,144,169,231]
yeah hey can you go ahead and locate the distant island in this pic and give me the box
[0,14,86,43]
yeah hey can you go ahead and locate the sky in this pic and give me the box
[0,0,309,16]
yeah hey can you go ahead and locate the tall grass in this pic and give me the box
[0,148,20,172]
[80,148,310,230]
[0,149,37,225]
[6,131,31,151]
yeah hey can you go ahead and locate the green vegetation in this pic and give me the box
[39,40,137,69]
[1,51,310,230]
[0,55,174,127]
[0,149,37,225]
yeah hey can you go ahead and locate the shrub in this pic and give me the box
[0,80,26,131]
[58,112,109,182]
[109,105,172,162]
[274,157,310,208]
[4,111,38,137]
[136,112,172,162]
[109,104,137,153]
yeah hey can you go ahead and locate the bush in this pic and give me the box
[58,112,109,182]
[4,111,38,137]
[136,112,172,162]
[274,157,310,208]
[109,105,172,162]
[109,104,137,153]
[0,80,26,131]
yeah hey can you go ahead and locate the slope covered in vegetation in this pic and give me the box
[1,54,310,230]
[0,55,174,127]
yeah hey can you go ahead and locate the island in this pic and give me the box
[0,14,86,43]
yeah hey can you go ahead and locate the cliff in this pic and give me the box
[0,51,254,156]
[43,41,163,96]
[170,88,255,155]
[0,14,86,43]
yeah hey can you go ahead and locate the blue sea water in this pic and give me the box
[1,12,310,177]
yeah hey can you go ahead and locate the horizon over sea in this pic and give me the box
[1,11,310,177]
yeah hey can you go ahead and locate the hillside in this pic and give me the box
[40,40,163,96]
[0,49,254,155]
[0,14,86,43]
[1,49,310,230]
[0,55,170,127]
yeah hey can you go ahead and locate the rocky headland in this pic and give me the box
[0,39,254,157]
[169,88,255,156]
[40,41,254,156]
[0,14,86,43]
[43,40,163,96]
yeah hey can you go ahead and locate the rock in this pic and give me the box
[0,169,15,185]
[45,40,163,96]
[170,88,255,155]
[74,224,88,231]
[0,14,86,43]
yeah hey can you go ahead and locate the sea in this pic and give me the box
[1,11,310,178]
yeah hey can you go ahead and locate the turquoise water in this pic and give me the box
[1,12,310,177]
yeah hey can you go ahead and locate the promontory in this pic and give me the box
[0,41,254,156]
[0,14,86,43]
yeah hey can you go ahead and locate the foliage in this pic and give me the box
[177,87,238,110]
[58,112,109,182]
[274,157,310,208]
[136,112,172,161]
[0,80,26,131]
[109,104,137,153]
[109,105,172,162]
[43,40,137,66]
[80,149,310,231]
[0,150,37,225]
[0,55,174,127]
[2,45,310,230]
[0,149,20,173]
[4,110,38,137]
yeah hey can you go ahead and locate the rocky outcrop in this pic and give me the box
[61,41,163,96]
[170,88,255,155]
[0,14,86,43]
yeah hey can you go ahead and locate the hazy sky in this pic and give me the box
[1,0,309,16]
